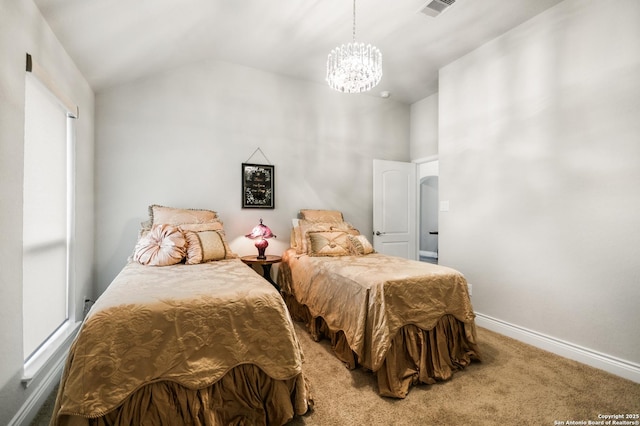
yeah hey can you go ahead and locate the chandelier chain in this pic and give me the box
[352,0,356,43]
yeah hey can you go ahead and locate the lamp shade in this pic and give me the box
[245,219,275,240]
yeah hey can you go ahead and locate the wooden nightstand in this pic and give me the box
[240,255,282,291]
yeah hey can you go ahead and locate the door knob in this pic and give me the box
[375,231,385,236]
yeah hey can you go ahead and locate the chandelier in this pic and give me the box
[326,0,382,93]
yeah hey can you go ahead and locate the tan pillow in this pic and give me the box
[290,219,300,251]
[290,228,298,251]
[149,205,219,226]
[307,231,352,257]
[216,230,238,259]
[180,224,237,262]
[198,231,227,262]
[179,221,224,232]
[297,220,333,254]
[183,231,203,265]
[133,224,186,266]
[348,234,374,255]
[299,209,344,223]
[297,220,359,254]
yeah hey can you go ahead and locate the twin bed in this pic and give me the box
[51,206,480,425]
[51,206,310,426]
[278,209,481,398]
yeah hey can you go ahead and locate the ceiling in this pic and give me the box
[34,0,564,104]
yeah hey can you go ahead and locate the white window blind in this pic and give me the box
[22,67,73,361]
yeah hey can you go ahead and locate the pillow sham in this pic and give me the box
[149,204,219,227]
[348,234,374,255]
[133,224,186,266]
[140,219,153,231]
[290,219,300,251]
[299,209,344,223]
[178,221,224,232]
[307,231,352,257]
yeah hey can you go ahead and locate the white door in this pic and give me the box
[372,159,417,259]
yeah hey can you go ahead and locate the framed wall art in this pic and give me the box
[242,163,275,209]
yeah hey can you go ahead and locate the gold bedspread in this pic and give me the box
[54,259,307,421]
[280,249,477,373]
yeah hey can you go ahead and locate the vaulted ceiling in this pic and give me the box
[34,0,563,104]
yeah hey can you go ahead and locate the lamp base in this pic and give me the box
[255,238,268,260]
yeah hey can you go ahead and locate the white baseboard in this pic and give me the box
[475,312,640,384]
[9,353,65,426]
[9,321,80,426]
[419,250,438,259]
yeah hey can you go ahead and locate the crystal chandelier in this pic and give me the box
[326,0,382,93]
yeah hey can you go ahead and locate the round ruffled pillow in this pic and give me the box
[133,224,186,266]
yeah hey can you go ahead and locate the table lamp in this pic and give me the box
[245,219,275,259]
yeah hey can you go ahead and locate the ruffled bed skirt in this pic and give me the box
[283,293,481,398]
[53,364,311,426]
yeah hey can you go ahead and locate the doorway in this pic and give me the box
[418,159,439,264]
[372,159,417,259]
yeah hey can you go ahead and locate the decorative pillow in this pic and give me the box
[307,231,352,257]
[128,228,150,263]
[183,231,203,265]
[296,220,359,254]
[218,230,238,259]
[133,224,186,266]
[348,234,374,255]
[200,231,228,262]
[299,209,344,223]
[296,220,333,254]
[179,223,237,261]
[149,204,219,226]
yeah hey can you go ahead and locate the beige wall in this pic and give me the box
[94,59,410,293]
[0,1,95,423]
[438,0,640,365]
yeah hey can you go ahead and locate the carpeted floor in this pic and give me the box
[33,323,640,425]
[288,324,640,425]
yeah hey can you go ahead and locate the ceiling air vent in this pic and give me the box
[419,0,456,17]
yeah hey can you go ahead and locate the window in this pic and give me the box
[22,56,78,375]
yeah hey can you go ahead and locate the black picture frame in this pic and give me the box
[242,163,275,209]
